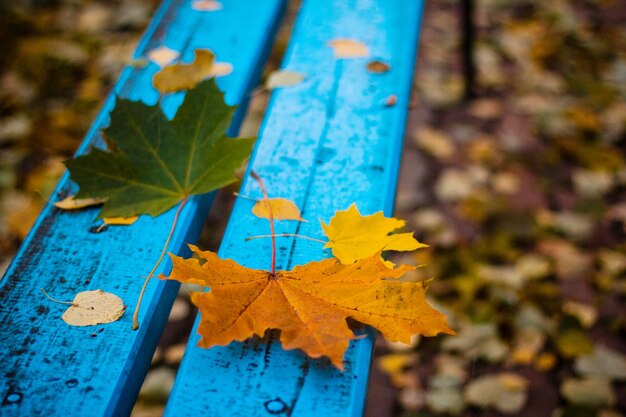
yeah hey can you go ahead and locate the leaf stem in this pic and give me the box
[132,196,188,330]
[40,288,76,306]
[232,192,257,202]
[250,171,276,276]
[246,233,326,244]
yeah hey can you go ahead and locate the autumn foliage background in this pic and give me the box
[1,1,626,416]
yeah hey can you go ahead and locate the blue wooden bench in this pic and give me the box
[0,0,425,415]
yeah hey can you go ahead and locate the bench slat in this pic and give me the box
[0,0,285,415]
[164,1,425,416]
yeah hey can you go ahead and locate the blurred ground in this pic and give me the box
[1,1,626,417]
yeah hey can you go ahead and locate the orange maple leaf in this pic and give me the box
[163,244,454,369]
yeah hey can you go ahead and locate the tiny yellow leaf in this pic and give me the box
[192,0,222,11]
[328,39,370,59]
[147,46,180,67]
[54,195,106,210]
[321,203,427,264]
[62,289,125,326]
[153,49,215,94]
[252,198,306,222]
[103,216,139,225]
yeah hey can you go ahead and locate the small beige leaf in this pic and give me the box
[147,46,180,67]
[192,0,222,11]
[266,70,306,90]
[62,290,125,326]
[54,195,106,210]
[328,39,370,59]
[103,216,139,226]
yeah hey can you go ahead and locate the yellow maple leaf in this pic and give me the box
[153,49,233,94]
[163,245,453,369]
[321,203,428,264]
[251,197,306,222]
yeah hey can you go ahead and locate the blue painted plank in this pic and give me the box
[164,0,425,416]
[0,0,285,416]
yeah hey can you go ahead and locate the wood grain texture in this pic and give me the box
[164,0,425,416]
[0,0,285,416]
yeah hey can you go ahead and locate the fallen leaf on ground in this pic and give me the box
[62,289,125,326]
[442,322,508,363]
[464,373,528,414]
[147,46,180,67]
[426,387,464,415]
[413,127,456,159]
[556,328,594,358]
[54,195,106,210]
[65,80,254,218]
[560,378,616,407]
[367,60,390,73]
[162,245,453,369]
[562,300,598,328]
[192,0,222,11]
[153,49,216,94]
[103,215,139,225]
[575,345,626,381]
[265,70,306,90]
[251,197,306,222]
[328,39,369,59]
[321,203,427,264]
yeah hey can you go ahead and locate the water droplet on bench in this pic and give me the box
[2,391,23,405]
[264,397,288,414]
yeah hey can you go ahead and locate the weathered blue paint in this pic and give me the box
[0,0,285,416]
[165,1,425,416]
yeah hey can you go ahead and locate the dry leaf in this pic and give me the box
[103,216,139,225]
[147,46,180,67]
[192,0,222,11]
[251,197,306,222]
[560,378,616,407]
[575,345,626,381]
[464,373,528,414]
[54,195,106,210]
[321,203,427,264]
[162,245,453,369]
[328,39,369,59]
[153,49,215,94]
[414,127,455,159]
[62,289,125,326]
[266,70,306,90]
[367,60,390,73]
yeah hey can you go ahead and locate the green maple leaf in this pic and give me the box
[65,80,254,218]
